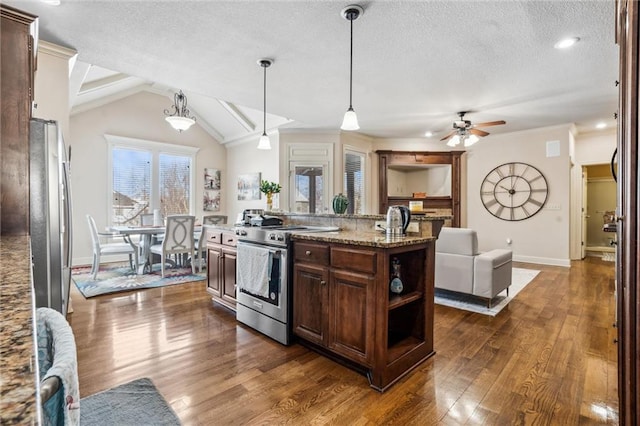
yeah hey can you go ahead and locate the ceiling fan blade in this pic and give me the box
[474,120,506,128]
[469,128,490,137]
[440,130,457,141]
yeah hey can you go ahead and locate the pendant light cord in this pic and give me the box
[263,64,267,136]
[349,16,354,109]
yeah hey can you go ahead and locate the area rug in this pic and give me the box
[435,267,540,316]
[80,377,180,425]
[72,263,205,298]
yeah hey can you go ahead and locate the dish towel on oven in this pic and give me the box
[237,244,272,298]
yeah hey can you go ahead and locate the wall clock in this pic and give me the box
[480,162,548,221]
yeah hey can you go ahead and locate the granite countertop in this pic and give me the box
[267,211,452,221]
[0,236,38,424]
[292,230,436,248]
[202,224,237,232]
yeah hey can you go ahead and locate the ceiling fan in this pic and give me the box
[440,112,506,147]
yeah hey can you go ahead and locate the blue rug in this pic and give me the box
[80,377,180,425]
[72,263,205,298]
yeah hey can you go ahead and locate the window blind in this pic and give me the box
[112,148,151,224]
[344,152,365,214]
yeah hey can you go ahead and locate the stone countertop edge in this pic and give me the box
[266,211,452,221]
[291,231,436,248]
[0,236,38,424]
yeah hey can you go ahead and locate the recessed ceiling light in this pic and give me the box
[424,131,433,137]
[40,0,60,5]
[596,122,607,129]
[554,37,580,49]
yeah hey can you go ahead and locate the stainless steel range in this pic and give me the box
[234,221,337,345]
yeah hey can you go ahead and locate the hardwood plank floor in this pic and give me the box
[68,258,618,425]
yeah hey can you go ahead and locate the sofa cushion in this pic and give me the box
[436,227,478,256]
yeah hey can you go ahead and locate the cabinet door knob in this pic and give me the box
[320,280,326,286]
[305,250,311,256]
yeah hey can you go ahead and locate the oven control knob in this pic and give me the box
[277,235,284,241]
[268,233,276,240]
[236,229,247,236]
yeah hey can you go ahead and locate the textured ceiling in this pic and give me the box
[7,0,618,142]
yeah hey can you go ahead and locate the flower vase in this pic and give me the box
[266,193,273,211]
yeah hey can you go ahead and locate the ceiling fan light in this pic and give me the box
[464,134,480,147]
[165,116,195,132]
[341,108,360,131]
[257,133,271,150]
[447,135,461,147]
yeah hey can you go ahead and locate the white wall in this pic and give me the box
[373,127,573,266]
[70,91,225,265]
[225,133,281,220]
[33,41,75,139]
[574,129,617,165]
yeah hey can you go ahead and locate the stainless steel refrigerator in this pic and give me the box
[30,118,73,316]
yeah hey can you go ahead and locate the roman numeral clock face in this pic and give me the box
[480,162,548,221]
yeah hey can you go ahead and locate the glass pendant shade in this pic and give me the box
[341,108,360,131]
[257,132,271,150]
[165,116,195,132]
[447,134,461,147]
[464,134,480,147]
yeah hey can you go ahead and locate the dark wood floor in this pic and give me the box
[68,258,618,425]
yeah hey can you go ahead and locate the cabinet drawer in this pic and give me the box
[207,231,222,245]
[221,233,237,247]
[331,247,377,275]
[294,242,329,266]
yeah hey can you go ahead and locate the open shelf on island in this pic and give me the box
[386,334,422,362]
[388,291,422,310]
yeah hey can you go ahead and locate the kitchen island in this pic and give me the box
[291,230,438,391]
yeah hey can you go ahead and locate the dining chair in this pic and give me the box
[140,213,155,226]
[193,215,228,272]
[149,215,196,277]
[86,214,139,279]
[202,215,228,225]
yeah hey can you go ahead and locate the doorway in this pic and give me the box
[583,164,616,261]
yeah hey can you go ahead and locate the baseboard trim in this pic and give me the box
[513,255,571,267]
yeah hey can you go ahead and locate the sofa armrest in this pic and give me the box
[473,249,512,298]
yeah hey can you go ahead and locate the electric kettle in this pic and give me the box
[386,205,411,236]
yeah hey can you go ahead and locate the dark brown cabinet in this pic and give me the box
[1,5,37,236]
[614,1,640,422]
[292,262,328,345]
[377,150,464,227]
[206,229,237,311]
[292,238,435,391]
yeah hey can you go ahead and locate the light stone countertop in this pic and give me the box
[0,235,38,424]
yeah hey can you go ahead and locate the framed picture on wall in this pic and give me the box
[204,190,221,211]
[237,172,261,200]
[204,168,221,190]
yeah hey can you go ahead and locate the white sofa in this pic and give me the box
[435,227,512,307]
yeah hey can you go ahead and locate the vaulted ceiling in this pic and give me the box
[8,0,618,144]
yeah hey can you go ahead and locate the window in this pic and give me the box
[344,149,366,214]
[292,165,325,213]
[286,143,333,213]
[107,135,198,225]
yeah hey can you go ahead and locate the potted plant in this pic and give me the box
[259,180,281,211]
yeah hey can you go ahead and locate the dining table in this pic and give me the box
[109,225,166,274]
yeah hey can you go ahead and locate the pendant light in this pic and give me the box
[257,59,273,150]
[164,90,196,132]
[340,5,363,131]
